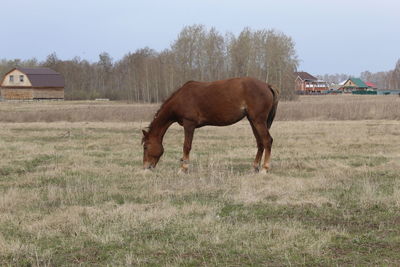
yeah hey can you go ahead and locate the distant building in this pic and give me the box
[0,67,64,100]
[341,78,368,92]
[365,82,378,90]
[294,72,328,93]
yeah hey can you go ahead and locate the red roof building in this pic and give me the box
[294,72,328,93]
[365,82,378,89]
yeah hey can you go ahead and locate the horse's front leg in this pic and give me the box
[180,121,196,173]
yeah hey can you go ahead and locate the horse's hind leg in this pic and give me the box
[252,120,273,172]
[249,120,264,172]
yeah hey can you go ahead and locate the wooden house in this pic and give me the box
[294,72,328,93]
[0,67,64,100]
[341,78,368,92]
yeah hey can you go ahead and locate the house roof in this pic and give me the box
[345,78,368,88]
[4,67,65,87]
[295,72,318,81]
[365,82,377,88]
[18,67,60,75]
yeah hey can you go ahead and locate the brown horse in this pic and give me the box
[142,77,279,173]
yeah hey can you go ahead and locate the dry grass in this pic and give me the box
[1,95,400,122]
[0,119,399,265]
[277,95,400,121]
[0,101,156,123]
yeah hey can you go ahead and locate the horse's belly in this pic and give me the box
[198,106,246,126]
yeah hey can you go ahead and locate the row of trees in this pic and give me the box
[0,25,299,101]
[317,59,400,89]
[360,60,400,90]
[3,25,399,101]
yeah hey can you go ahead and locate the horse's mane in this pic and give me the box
[145,81,196,134]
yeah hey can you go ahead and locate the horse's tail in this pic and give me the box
[267,85,280,129]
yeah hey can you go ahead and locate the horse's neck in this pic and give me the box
[148,108,174,142]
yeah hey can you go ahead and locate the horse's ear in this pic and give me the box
[142,130,148,137]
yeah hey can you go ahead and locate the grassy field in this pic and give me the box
[1,114,400,265]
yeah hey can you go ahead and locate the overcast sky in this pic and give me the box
[1,0,399,76]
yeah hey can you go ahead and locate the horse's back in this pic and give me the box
[180,77,271,98]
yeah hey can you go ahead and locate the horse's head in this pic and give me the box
[142,130,164,169]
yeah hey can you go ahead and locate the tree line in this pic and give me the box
[2,25,399,101]
[0,25,299,101]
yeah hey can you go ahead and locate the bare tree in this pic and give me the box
[389,59,400,89]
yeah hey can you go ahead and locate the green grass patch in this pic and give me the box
[0,154,57,177]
